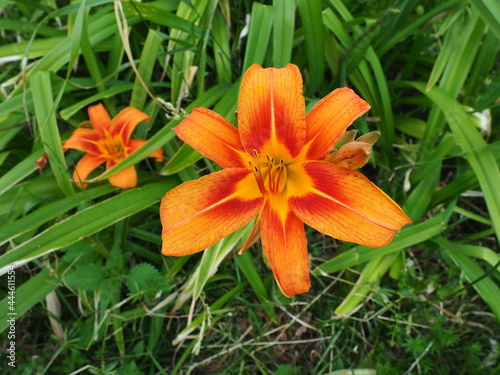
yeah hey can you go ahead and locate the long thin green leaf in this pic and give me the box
[469,0,500,41]
[242,3,274,72]
[161,143,202,175]
[235,251,277,322]
[130,29,163,110]
[0,149,44,196]
[296,0,324,93]
[212,10,232,83]
[435,236,500,320]
[0,185,116,246]
[0,268,59,333]
[0,180,178,270]
[29,71,74,196]
[273,0,295,68]
[407,81,500,243]
[335,252,400,316]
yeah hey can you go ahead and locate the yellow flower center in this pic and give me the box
[249,150,289,196]
[99,134,126,161]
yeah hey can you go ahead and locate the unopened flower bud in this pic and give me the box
[356,130,380,145]
[326,141,372,170]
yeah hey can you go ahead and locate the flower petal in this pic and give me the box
[174,107,247,168]
[73,154,106,187]
[63,128,102,155]
[288,161,411,247]
[260,194,310,297]
[161,169,264,256]
[128,139,164,161]
[238,64,306,159]
[111,107,151,142]
[304,88,370,160]
[106,160,137,189]
[88,103,112,133]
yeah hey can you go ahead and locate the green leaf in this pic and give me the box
[242,3,274,72]
[161,143,202,175]
[0,149,45,196]
[407,81,500,243]
[335,252,400,316]
[0,185,115,246]
[127,263,164,295]
[130,29,163,110]
[212,11,231,83]
[297,0,324,93]
[436,236,500,320]
[0,268,59,333]
[0,180,179,269]
[469,0,500,41]
[235,251,277,322]
[29,71,74,197]
[62,241,100,266]
[273,0,296,68]
[106,245,125,272]
[65,263,106,291]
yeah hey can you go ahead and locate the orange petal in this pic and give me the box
[73,154,106,187]
[304,88,370,160]
[128,139,164,161]
[111,107,151,143]
[88,103,112,133]
[63,128,102,155]
[288,161,411,247]
[160,168,264,256]
[260,195,310,297]
[106,160,137,189]
[174,107,247,168]
[238,64,306,158]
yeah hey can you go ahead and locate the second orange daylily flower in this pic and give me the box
[160,64,411,297]
[64,104,164,189]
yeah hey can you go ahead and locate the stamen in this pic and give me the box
[250,162,267,195]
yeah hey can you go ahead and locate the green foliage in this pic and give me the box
[0,0,499,373]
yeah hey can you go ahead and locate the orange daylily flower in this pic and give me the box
[160,64,411,297]
[64,104,164,189]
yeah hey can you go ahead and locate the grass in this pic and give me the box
[1,0,499,374]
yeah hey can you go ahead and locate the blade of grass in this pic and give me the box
[130,29,163,110]
[273,0,295,68]
[296,0,324,93]
[0,268,60,334]
[29,71,74,197]
[407,81,500,243]
[469,0,500,40]
[242,2,274,72]
[161,143,202,175]
[235,251,277,322]
[0,180,179,271]
[0,185,116,246]
[335,251,401,316]
[435,236,500,320]
[0,149,44,196]
[212,10,232,83]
